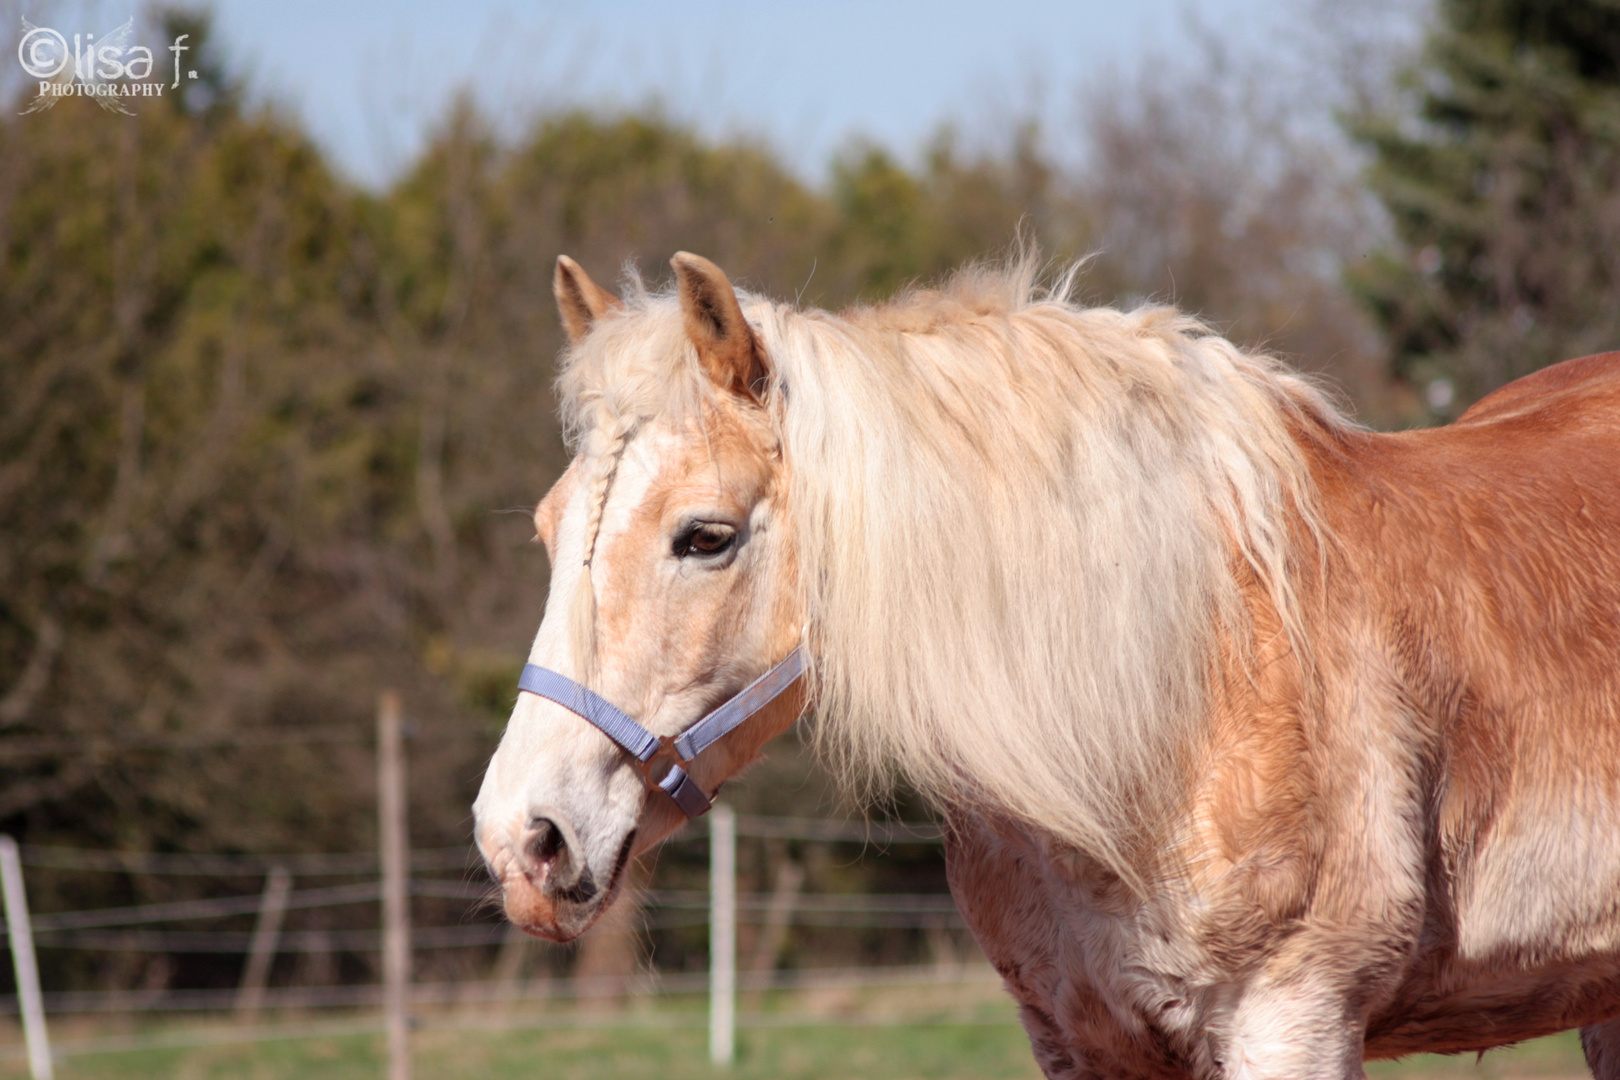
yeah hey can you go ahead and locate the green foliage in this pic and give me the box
[828,127,1054,298]
[1351,0,1620,414]
[0,87,443,997]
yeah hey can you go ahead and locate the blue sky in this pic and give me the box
[197,0,1304,188]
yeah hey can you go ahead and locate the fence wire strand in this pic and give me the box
[0,813,969,1061]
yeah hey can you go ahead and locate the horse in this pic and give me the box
[472,250,1620,1080]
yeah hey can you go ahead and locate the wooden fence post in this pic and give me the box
[378,691,411,1080]
[709,804,736,1067]
[235,865,291,1022]
[0,836,53,1080]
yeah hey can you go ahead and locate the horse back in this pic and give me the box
[1327,350,1620,665]
[1455,350,1620,426]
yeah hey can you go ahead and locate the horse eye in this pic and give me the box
[673,522,737,559]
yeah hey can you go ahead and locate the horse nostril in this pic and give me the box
[526,817,566,868]
[519,813,596,903]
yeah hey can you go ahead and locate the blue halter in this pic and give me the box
[516,644,806,817]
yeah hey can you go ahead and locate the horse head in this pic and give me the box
[473,253,805,941]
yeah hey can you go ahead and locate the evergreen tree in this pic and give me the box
[1352,0,1620,418]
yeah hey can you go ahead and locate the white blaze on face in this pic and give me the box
[474,435,664,885]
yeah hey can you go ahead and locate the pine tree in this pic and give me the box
[1351,0,1620,418]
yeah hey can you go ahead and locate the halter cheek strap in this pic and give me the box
[516,644,807,818]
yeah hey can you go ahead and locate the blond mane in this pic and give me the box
[557,258,1352,888]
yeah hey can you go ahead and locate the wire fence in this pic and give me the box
[0,692,974,1075]
[1,820,955,946]
[0,810,979,1065]
[0,960,1001,1017]
[12,814,943,878]
[14,846,475,876]
[12,889,965,956]
[0,723,488,761]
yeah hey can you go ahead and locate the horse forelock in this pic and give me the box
[553,257,1355,890]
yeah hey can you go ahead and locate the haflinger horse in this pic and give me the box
[473,249,1620,1080]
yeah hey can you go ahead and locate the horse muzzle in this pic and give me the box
[481,811,635,942]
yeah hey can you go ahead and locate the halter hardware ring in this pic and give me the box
[631,738,711,816]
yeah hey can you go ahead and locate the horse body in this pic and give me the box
[473,252,1620,1080]
[946,353,1620,1079]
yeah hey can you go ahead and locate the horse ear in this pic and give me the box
[671,251,766,401]
[554,255,621,345]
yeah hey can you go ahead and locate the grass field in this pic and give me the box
[0,979,1594,1080]
[3,1020,1046,1080]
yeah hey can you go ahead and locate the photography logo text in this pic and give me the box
[17,17,196,115]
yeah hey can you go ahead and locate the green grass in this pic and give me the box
[0,989,1594,1080]
[1371,1031,1589,1080]
[0,980,1043,1080]
[3,1018,1044,1080]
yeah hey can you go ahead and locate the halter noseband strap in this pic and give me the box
[516,644,806,818]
